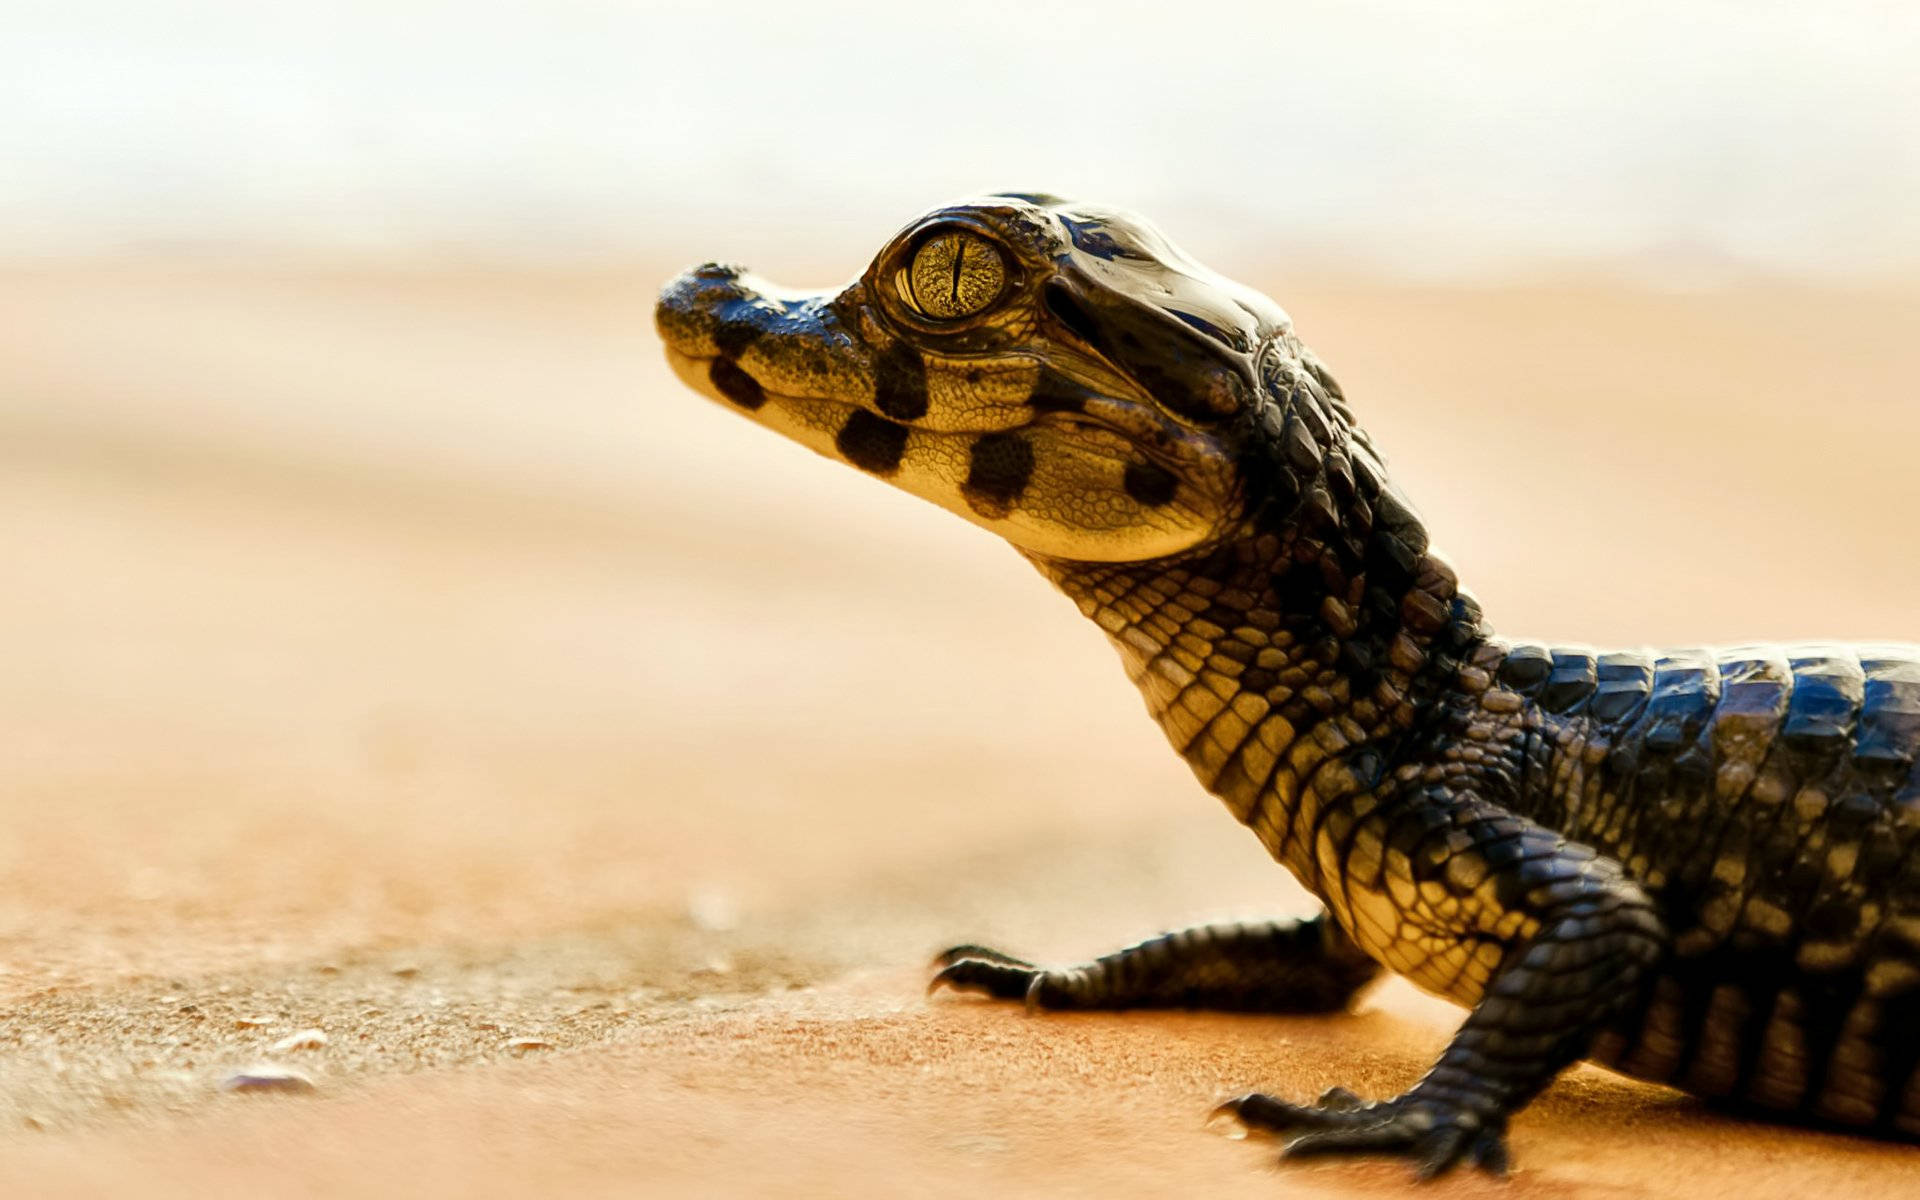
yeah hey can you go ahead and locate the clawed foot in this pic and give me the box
[927,944,1051,1008]
[1214,1088,1509,1180]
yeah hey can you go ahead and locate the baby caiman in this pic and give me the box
[654,194,1920,1178]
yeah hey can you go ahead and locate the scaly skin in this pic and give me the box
[655,194,1920,1178]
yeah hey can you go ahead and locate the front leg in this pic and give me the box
[1222,795,1668,1178]
[930,914,1380,1012]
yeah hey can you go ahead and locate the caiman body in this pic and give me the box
[655,194,1920,1177]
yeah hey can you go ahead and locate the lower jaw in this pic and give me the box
[659,350,1226,562]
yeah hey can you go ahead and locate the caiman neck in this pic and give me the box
[1026,459,1495,889]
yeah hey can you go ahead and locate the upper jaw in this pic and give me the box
[654,261,825,360]
[656,264,875,411]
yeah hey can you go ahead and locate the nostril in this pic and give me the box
[658,262,752,333]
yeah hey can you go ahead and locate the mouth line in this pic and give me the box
[665,344,1228,526]
[670,346,1184,455]
[672,344,1220,478]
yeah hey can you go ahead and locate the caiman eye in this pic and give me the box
[901,231,1007,321]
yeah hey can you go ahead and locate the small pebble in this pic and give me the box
[684,885,739,932]
[505,1037,553,1054]
[221,1066,315,1094]
[1203,1108,1248,1140]
[270,1028,329,1053]
[391,965,420,979]
[233,1016,272,1030]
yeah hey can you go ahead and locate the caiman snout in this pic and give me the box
[655,259,829,361]
[655,260,854,417]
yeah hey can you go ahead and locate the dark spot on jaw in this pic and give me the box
[873,341,928,421]
[963,432,1036,517]
[1025,367,1086,414]
[712,320,763,359]
[1123,460,1178,507]
[836,409,910,474]
[709,358,765,410]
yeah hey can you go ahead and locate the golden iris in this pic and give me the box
[902,231,1006,320]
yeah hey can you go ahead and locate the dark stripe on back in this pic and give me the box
[1796,972,1867,1118]
[1666,944,1730,1092]
[873,341,929,421]
[1873,985,1920,1128]
[962,432,1035,517]
[1731,956,1793,1100]
[836,409,910,474]
[709,358,766,410]
[1605,971,1672,1081]
[1123,460,1178,507]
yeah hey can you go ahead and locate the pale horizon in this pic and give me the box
[4,0,1917,281]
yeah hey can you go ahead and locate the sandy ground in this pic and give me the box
[3,259,1918,1197]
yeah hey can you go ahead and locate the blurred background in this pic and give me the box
[8,1,1919,278]
[3,4,1920,1194]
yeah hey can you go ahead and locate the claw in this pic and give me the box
[1216,1092,1325,1133]
[1315,1085,1364,1111]
[927,954,1042,1003]
[1410,1125,1472,1182]
[1204,1100,1250,1137]
[926,964,963,997]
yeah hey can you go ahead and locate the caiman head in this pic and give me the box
[655,193,1396,566]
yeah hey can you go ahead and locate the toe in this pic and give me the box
[1279,1121,1410,1160]
[1219,1092,1347,1134]
[1467,1128,1510,1178]
[927,957,1038,1001]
